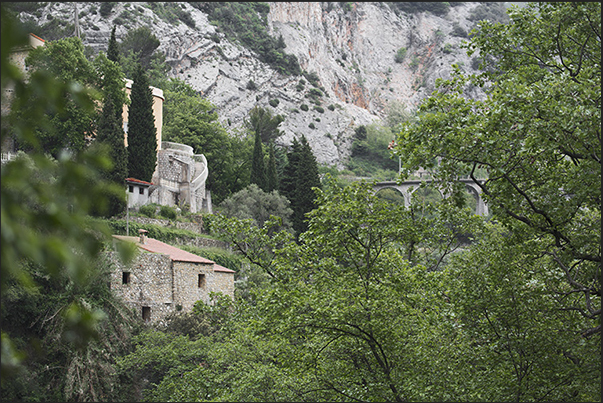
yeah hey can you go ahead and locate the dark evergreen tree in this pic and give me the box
[250,129,266,191]
[294,135,321,234]
[127,64,157,181]
[279,136,321,237]
[95,94,128,217]
[266,140,278,192]
[279,137,301,204]
[107,25,120,64]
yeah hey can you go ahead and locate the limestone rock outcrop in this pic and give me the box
[16,2,488,168]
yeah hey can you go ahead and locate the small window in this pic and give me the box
[128,185,134,193]
[198,273,206,288]
[142,306,151,321]
[139,187,144,195]
[122,272,131,284]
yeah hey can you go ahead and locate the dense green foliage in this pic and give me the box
[15,37,99,158]
[249,129,267,191]
[126,64,157,182]
[1,9,138,399]
[244,105,284,144]
[279,136,322,237]
[2,3,600,402]
[393,2,600,335]
[350,124,399,176]
[217,183,293,231]
[107,25,120,64]
[266,140,279,192]
[94,95,128,217]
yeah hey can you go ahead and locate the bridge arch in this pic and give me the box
[373,179,489,216]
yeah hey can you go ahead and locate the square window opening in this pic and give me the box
[142,306,151,321]
[139,187,144,195]
[198,273,206,288]
[122,272,131,285]
[128,185,134,193]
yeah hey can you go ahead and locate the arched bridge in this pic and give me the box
[373,178,489,216]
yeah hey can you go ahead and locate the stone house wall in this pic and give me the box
[108,251,176,324]
[106,248,235,325]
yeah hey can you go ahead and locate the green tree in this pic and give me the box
[443,224,601,401]
[126,63,157,182]
[94,93,128,217]
[201,180,485,402]
[1,8,137,395]
[249,129,266,190]
[292,135,321,235]
[94,52,128,126]
[107,25,120,64]
[119,26,160,71]
[15,36,99,158]
[244,105,284,144]
[266,140,279,192]
[217,183,293,231]
[392,2,601,336]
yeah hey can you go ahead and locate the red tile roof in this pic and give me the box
[125,177,153,186]
[113,235,219,265]
[214,264,235,273]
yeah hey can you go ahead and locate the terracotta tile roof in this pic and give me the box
[214,264,235,273]
[113,235,214,264]
[125,177,153,186]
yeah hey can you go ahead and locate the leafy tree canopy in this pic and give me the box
[392,1,601,337]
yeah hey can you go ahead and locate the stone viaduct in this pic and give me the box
[373,178,489,216]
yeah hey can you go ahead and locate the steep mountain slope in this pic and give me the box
[14,2,497,168]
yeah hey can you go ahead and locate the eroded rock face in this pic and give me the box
[17,2,484,168]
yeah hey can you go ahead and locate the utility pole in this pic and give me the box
[74,3,81,38]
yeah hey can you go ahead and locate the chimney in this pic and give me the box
[138,229,148,244]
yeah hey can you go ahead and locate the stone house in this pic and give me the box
[108,230,235,324]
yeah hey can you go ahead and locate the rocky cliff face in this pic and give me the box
[16,2,486,168]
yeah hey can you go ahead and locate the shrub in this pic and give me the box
[160,205,178,220]
[139,204,156,218]
[269,98,280,107]
[308,88,323,97]
[246,80,257,90]
[314,106,325,113]
[394,47,407,63]
[328,104,335,111]
[99,2,115,18]
[300,104,309,111]
[309,123,316,129]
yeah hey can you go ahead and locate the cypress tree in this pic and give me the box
[127,63,157,182]
[266,140,278,192]
[250,129,266,191]
[107,25,120,64]
[95,94,128,216]
[280,136,322,237]
[279,137,301,204]
[293,135,321,235]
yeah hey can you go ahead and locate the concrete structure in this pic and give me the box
[148,141,211,214]
[374,178,489,216]
[108,230,235,324]
[126,177,153,209]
